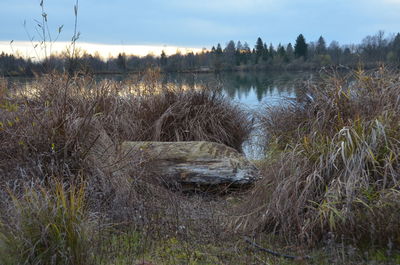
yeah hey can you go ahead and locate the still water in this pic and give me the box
[161,71,307,107]
[86,71,309,107]
[6,71,308,106]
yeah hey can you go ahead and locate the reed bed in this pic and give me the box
[235,68,400,248]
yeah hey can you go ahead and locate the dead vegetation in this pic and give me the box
[0,70,251,184]
[0,70,253,264]
[235,67,400,250]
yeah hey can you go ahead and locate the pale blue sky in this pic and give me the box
[1,0,400,48]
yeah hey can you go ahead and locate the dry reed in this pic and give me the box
[235,68,400,248]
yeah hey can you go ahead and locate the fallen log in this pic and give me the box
[121,141,259,190]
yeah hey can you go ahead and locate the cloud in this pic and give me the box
[0,41,203,59]
[1,0,400,48]
[169,0,283,13]
[383,0,400,3]
[179,18,244,37]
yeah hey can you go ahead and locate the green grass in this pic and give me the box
[0,182,93,265]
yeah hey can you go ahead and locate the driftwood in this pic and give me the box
[121,141,259,189]
[71,118,258,192]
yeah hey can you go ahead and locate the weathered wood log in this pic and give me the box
[121,141,259,188]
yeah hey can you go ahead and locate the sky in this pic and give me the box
[1,0,400,58]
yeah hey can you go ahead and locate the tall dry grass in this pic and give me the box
[0,71,251,187]
[99,71,252,152]
[235,68,400,248]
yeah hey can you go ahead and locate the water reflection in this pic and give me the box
[6,71,310,107]
[160,71,310,107]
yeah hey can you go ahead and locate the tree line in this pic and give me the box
[1,31,400,76]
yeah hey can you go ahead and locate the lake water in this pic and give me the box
[160,71,308,107]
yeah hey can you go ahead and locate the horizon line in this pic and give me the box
[0,41,207,59]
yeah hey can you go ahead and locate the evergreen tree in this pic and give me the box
[243,42,251,52]
[294,34,308,59]
[160,50,167,67]
[316,36,327,55]
[243,42,251,64]
[286,43,294,61]
[223,40,236,67]
[236,41,243,51]
[216,43,223,55]
[277,44,286,58]
[116,53,127,71]
[269,43,275,59]
[255,37,264,55]
[261,43,268,61]
[236,41,243,65]
[255,37,264,63]
[213,43,223,71]
[224,41,236,54]
[261,43,269,61]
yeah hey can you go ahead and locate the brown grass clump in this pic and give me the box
[98,76,252,152]
[235,67,400,248]
[0,71,250,188]
[1,74,121,197]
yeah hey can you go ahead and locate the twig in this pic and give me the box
[244,236,311,260]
